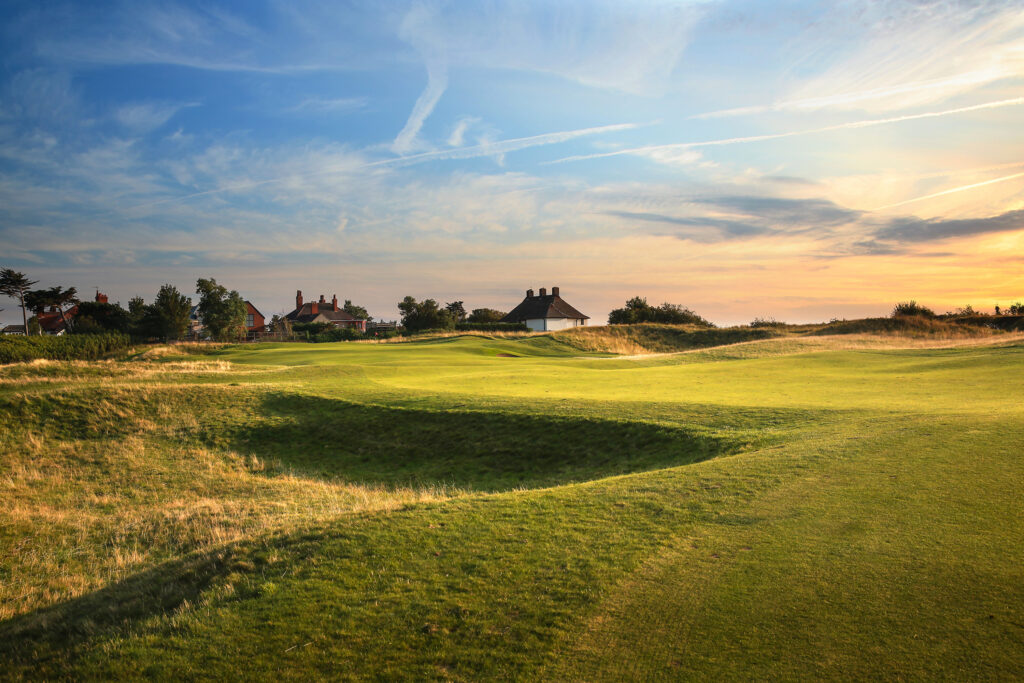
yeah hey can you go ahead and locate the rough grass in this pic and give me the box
[2,335,1023,679]
[554,323,783,354]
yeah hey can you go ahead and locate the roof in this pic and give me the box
[2,325,26,334]
[500,293,588,323]
[37,305,77,333]
[285,302,361,324]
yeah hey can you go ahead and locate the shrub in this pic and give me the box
[0,332,133,364]
[455,322,529,332]
[749,317,785,328]
[608,297,713,327]
[310,327,364,343]
[466,308,506,323]
[892,301,935,318]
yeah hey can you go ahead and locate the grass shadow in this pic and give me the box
[206,393,736,492]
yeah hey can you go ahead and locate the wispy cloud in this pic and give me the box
[125,121,640,210]
[447,116,480,147]
[287,96,368,114]
[769,2,1024,115]
[692,69,1013,119]
[872,171,1024,211]
[392,60,447,154]
[115,101,198,132]
[550,98,1024,164]
[873,209,1024,244]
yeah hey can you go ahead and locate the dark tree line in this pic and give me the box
[0,268,257,342]
[608,297,713,327]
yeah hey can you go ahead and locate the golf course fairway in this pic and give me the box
[2,334,1023,679]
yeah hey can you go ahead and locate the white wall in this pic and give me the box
[526,317,584,331]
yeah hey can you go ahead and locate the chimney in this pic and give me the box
[311,302,318,315]
[296,290,303,309]
[526,289,534,298]
[539,287,547,297]
[332,294,338,311]
[551,286,559,297]
[95,291,109,304]
[319,294,326,304]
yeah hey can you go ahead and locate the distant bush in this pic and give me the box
[0,332,133,363]
[750,317,785,328]
[608,297,713,326]
[892,301,935,318]
[309,327,364,343]
[455,322,528,332]
[466,308,507,323]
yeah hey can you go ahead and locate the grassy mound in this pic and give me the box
[811,315,997,338]
[554,323,783,354]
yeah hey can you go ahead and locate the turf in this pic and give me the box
[1,334,1023,680]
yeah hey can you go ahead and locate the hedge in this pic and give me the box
[0,332,134,364]
[455,322,529,332]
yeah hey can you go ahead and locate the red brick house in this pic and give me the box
[245,301,265,338]
[285,291,366,331]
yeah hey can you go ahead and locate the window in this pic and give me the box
[246,314,254,328]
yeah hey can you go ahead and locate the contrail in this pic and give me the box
[126,122,641,211]
[872,171,1024,211]
[691,68,1008,119]
[548,97,1024,164]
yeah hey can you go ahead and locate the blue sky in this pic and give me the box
[2,0,1023,324]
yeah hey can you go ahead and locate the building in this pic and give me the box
[1,325,26,335]
[285,291,367,331]
[244,301,265,337]
[189,300,266,339]
[501,286,589,332]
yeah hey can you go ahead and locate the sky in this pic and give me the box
[1,0,1023,325]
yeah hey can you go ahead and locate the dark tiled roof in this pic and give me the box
[2,325,26,334]
[285,303,361,324]
[500,294,588,323]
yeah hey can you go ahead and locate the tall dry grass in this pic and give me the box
[0,368,455,622]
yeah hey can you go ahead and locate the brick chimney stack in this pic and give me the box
[539,287,547,296]
[296,290,303,309]
[332,294,338,311]
[319,294,326,304]
[311,301,318,315]
[95,291,109,304]
[551,286,559,297]
[526,289,534,298]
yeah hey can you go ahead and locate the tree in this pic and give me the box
[0,269,38,334]
[73,300,130,334]
[127,296,154,337]
[268,314,293,340]
[892,301,935,318]
[397,296,455,332]
[196,278,247,341]
[342,299,372,322]
[467,308,506,323]
[445,301,467,322]
[24,286,79,333]
[608,296,712,326]
[151,284,191,341]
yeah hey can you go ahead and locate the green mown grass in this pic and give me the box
[1,334,1023,680]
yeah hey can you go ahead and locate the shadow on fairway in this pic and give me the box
[212,392,735,492]
[0,529,326,679]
